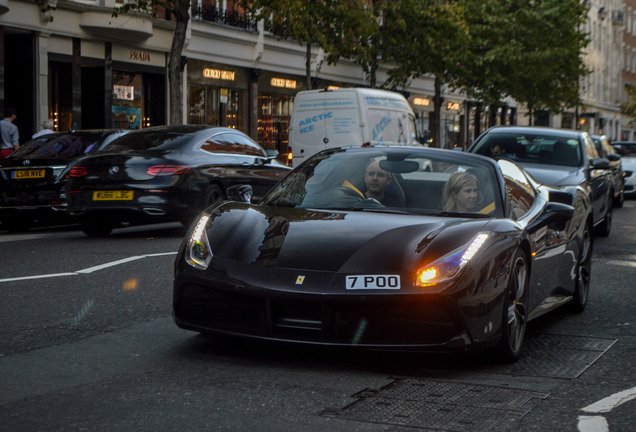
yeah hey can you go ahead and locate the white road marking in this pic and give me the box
[0,252,177,283]
[577,386,636,431]
[0,233,48,243]
[581,386,636,413]
[577,416,608,432]
[605,260,636,268]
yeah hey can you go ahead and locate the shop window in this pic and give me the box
[258,94,292,154]
[112,72,143,129]
[188,85,241,128]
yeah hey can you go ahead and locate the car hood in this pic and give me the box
[200,203,492,273]
[519,163,583,187]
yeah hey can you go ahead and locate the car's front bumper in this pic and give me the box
[172,266,501,353]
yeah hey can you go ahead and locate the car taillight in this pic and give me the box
[69,166,87,177]
[147,165,191,176]
[287,148,293,166]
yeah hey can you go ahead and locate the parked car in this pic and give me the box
[66,125,291,236]
[0,129,129,232]
[468,126,614,236]
[612,141,636,198]
[173,146,592,361]
[592,135,624,207]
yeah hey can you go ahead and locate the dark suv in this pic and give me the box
[468,126,614,236]
[591,135,624,207]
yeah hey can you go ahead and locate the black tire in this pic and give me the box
[205,184,225,208]
[79,219,113,237]
[568,223,592,313]
[496,249,529,362]
[613,190,624,208]
[595,195,612,237]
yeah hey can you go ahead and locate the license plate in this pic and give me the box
[13,169,45,179]
[92,190,134,201]
[346,275,401,290]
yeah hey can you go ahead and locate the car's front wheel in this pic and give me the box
[496,249,529,362]
[569,223,592,313]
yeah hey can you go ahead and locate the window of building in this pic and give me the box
[188,85,241,128]
[258,94,292,155]
[112,72,143,129]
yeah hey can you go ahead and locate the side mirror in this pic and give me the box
[226,184,253,203]
[265,149,279,159]
[590,157,611,170]
[527,201,574,233]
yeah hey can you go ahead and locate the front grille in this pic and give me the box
[176,284,461,346]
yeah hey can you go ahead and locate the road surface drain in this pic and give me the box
[475,333,617,379]
[322,378,549,431]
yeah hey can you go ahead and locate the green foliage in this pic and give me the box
[620,85,636,128]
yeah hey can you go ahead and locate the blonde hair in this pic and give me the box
[442,171,481,211]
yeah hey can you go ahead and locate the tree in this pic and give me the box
[114,0,190,125]
[620,85,636,128]
[459,0,589,124]
[239,0,331,90]
[382,0,471,147]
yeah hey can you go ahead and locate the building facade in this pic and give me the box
[0,0,631,153]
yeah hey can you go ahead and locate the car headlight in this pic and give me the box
[415,233,489,287]
[185,215,212,270]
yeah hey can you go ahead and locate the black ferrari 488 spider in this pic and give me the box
[173,146,593,361]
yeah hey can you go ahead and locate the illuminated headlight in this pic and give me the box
[185,215,212,270]
[415,233,489,287]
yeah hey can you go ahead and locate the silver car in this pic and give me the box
[613,142,636,197]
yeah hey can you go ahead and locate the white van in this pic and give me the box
[289,88,420,166]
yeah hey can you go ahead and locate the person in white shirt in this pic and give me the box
[32,119,56,139]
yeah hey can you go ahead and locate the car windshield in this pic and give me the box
[261,148,503,217]
[473,132,582,167]
[10,133,109,159]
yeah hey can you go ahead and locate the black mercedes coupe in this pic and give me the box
[173,146,593,361]
[65,125,291,236]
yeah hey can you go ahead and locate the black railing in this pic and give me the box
[191,4,259,32]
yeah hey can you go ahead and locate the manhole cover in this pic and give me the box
[476,334,617,379]
[322,378,549,431]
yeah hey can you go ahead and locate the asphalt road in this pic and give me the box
[0,203,635,432]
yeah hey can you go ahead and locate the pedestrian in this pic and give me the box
[32,118,56,139]
[0,107,20,159]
